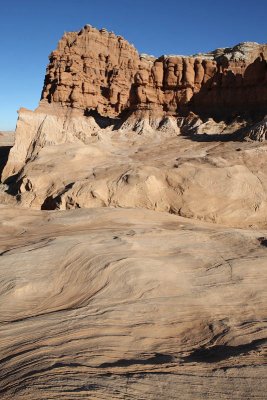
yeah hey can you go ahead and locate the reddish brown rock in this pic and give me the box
[42,25,140,116]
[41,27,267,121]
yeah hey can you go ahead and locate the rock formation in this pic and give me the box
[2,26,267,227]
[41,26,267,120]
[1,26,267,400]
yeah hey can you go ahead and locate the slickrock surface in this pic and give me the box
[42,26,267,120]
[0,207,266,399]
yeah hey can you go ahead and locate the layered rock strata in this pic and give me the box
[0,207,266,399]
[41,26,267,120]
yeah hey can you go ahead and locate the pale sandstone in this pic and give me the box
[2,106,267,229]
[0,207,266,399]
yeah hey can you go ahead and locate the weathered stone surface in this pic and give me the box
[1,105,100,181]
[0,207,266,399]
[41,25,140,116]
[41,27,267,120]
[3,107,267,229]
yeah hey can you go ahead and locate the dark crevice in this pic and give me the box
[41,182,74,210]
[258,237,267,247]
[182,128,245,143]
[99,339,266,370]
[84,107,132,130]
[84,108,119,129]
[41,194,61,210]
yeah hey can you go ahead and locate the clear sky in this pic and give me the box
[0,0,266,130]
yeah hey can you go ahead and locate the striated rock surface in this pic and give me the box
[41,26,267,121]
[0,207,266,399]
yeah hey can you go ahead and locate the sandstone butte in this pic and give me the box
[41,25,267,120]
[0,25,267,400]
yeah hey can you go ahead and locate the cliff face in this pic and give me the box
[41,25,267,120]
[41,25,140,117]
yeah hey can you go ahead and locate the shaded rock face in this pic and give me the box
[247,117,267,141]
[41,26,267,120]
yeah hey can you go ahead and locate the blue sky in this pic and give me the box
[0,0,266,130]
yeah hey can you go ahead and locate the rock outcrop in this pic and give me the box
[3,26,267,183]
[2,27,267,227]
[41,26,267,121]
[2,109,267,229]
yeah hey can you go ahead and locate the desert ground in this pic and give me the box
[0,126,266,399]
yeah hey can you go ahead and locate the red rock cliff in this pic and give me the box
[41,25,267,121]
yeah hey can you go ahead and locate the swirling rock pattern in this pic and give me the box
[0,207,266,399]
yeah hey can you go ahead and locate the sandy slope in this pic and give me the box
[0,206,266,399]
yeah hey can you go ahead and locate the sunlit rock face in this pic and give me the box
[41,26,267,120]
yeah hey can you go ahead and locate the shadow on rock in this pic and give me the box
[0,146,12,182]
